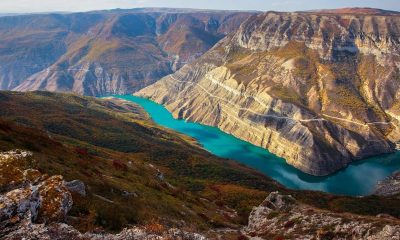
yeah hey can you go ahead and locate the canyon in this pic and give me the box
[1,8,399,176]
[0,6,400,240]
[138,9,400,176]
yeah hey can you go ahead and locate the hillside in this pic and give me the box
[0,91,399,239]
[0,9,253,95]
[137,10,400,176]
[0,91,277,232]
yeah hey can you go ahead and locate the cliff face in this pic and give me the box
[137,10,400,176]
[0,10,253,96]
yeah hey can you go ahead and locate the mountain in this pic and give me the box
[1,91,400,239]
[0,9,253,96]
[306,7,400,15]
[137,9,400,176]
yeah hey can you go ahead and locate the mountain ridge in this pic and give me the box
[304,7,400,15]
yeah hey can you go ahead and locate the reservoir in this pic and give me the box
[113,95,400,196]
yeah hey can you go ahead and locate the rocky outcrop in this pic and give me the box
[3,152,399,240]
[243,192,400,239]
[0,150,73,236]
[0,150,207,239]
[0,10,253,96]
[5,222,207,240]
[137,9,400,176]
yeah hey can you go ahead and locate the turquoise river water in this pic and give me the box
[113,95,400,196]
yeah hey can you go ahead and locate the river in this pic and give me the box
[113,95,400,196]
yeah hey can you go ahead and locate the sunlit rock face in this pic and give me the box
[0,9,253,96]
[138,10,400,176]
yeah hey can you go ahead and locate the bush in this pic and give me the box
[112,160,128,171]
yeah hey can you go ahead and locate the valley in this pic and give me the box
[113,95,400,196]
[0,91,399,239]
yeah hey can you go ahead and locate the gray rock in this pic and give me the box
[374,171,400,196]
[65,180,86,197]
[244,192,400,239]
[122,191,138,197]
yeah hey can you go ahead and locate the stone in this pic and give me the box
[65,180,86,197]
[243,192,400,239]
[374,171,400,196]
[0,150,34,190]
[36,175,73,223]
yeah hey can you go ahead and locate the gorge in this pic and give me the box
[137,9,400,177]
[0,7,399,179]
[113,95,400,196]
[1,5,400,239]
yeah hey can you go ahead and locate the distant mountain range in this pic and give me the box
[305,7,400,15]
[0,9,253,95]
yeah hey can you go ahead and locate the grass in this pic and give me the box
[84,39,120,61]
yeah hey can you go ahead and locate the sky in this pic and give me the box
[0,0,399,13]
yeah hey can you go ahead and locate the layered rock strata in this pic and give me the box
[138,10,400,175]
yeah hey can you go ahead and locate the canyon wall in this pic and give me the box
[138,11,400,176]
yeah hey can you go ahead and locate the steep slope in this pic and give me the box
[0,9,253,96]
[1,91,400,239]
[0,91,276,232]
[137,9,400,176]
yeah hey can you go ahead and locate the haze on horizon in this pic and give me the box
[0,0,399,13]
